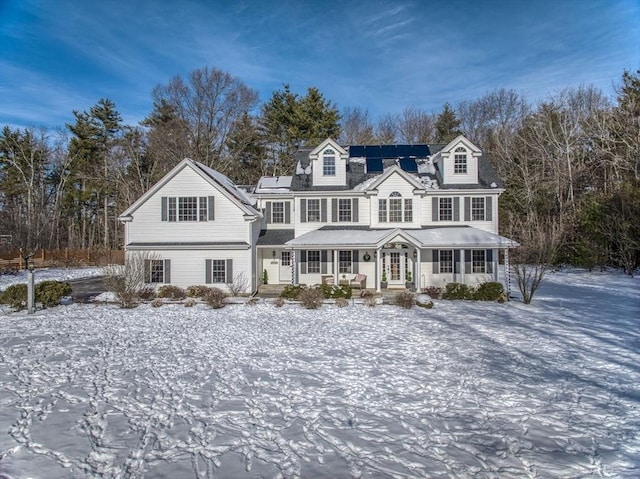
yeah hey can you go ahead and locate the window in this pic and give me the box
[323,149,336,176]
[338,199,352,222]
[338,250,352,274]
[281,251,291,266]
[389,192,403,222]
[454,147,467,174]
[380,192,412,222]
[472,250,486,273]
[162,196,212,222]
[472,197,485,221]
[440,250,453,273]
[307,199,320,222]
[271,202,284,223]
[378,199,387,222]
[150,259,165,283]
[439,198,453,221]
[308,250,320,273]
[404,199,413,222]
[210,259,226,283]
[178,197,198,221]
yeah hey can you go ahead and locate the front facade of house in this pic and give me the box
[120,135,518,294]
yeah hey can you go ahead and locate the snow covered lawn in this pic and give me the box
[1,270,639,478]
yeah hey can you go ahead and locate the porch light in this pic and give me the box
[413,250,417,258]
[374,251,377,258]
[272,250,276,259]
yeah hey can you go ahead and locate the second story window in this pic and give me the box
[323,149,336,176]
[454,147,467,174]
[307,199,320,222]
[162,196,213,222]
[439,197,453,221]
[472,197,485,221]
[338,199,352,222]
[380,192,413,222]
[271,202,284,223]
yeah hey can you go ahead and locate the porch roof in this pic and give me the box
[285,226,518,249]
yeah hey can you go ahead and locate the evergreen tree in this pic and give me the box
[435,102,462,143]
[225,112,266,184]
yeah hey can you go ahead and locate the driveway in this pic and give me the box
[68,276,107,303]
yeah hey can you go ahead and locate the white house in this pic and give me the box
[120,135,518,294]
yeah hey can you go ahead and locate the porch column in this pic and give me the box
[375,248,381,292]
[333,249,339,283]
[292,250,298,285]
[415,248,422,292]
[493,248,498,282]
[459,248,465,284]
[504,248,511,297]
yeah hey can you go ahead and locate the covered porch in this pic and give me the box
[285,226,519,293]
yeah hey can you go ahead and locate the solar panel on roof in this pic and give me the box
[349,146,365,157]
[399,158,418,172]
[366,157,383,173]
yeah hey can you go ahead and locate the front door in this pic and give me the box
[388,251,405,287]
[279,251,292,283]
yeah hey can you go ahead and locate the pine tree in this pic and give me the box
[435,102,462,143]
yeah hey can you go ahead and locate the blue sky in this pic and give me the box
[1,0,638,130]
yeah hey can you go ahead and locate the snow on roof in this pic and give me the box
[255,176,292,193]
[406,227,519,248]
[195,162,255,206]
[287,228,391,247]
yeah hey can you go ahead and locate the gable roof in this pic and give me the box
[362,165,425,192]
[120,158,260,219]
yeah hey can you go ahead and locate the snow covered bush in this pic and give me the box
[157,285,186,300]
[204,287,227,309]
[360,290,377,307]
[184,298,196,307]
[422,286,443,299]
[318,283,353,299]
[227,272,249,296]
[151,299,163,307]
[0,283,27,310]
[273,297,285,307]
[280,285,304,300]
[394,290,416,309]
[102,252,160,308]
[416,294,434,309]
[299,287,324,309]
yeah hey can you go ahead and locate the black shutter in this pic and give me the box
[205,259,212,284]
[300,199,307,222]
[486,249,494,274]
[144,259,151,283]
[432,250,439,274]
[331,199,337,222]
[285,202,291,224]
[300,250,307,274]
[454,250,460,274]
[208,196,215,220]
[161,197,168,221]
[164,259,171,283]
[352,198,359,222]
[454,197,460,221]
[486,196,493,221]
[321,199,327,222]
[265,202,272,224]
[226,259,233,283]
[464,250,471,274]
[432,197,438,222]
[321,250,327,274]
[464,197,471,221]
[352,250,359,274]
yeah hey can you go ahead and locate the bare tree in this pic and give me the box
[396,107,436,144]
[339,106,376,144]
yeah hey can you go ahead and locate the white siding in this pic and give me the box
[370,172,421,229]
[127,167,252,244]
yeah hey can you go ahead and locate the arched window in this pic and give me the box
[322,149,336,176]
[454,147,467,174]
[379,191,413,223]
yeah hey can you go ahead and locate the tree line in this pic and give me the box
[1,66,638,273]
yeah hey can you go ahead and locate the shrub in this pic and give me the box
[280,284,304,300]
[273,297,285,307]
[228,272,249,296]
[157,285,186,300]
[299,287,324,309]
[318,283,353,299]
[473,282,504,301]
[204,287,226,309]
[187,285,212,298]
[422,286,443,299]
[184,298,196,307]
[138,286,156,301]
[0,284,27,310]
[244,297,259,306]
[151,298,163,307]
[394,290,416,309]
[35,281,72,308]
[0,281,72,311]
[335,297,349,308]
[443,283,474,300]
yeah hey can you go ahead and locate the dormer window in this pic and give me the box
[379,191,413,223]
[454,147,467,174]
[322,149,336,176]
